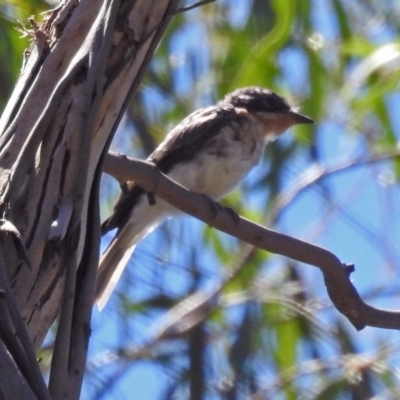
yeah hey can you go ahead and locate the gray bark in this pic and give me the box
[0,0,181,398]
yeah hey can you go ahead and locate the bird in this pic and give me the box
[96,87,314,310]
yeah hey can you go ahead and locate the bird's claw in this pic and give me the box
[147,192,156,206]
[200,195,240,226]
[200,194,221,219]
[225,206,240,226]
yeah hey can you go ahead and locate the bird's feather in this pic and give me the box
[96,87,314,309]
[101,105,241,234]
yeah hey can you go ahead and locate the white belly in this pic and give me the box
[122,117,270,245]
[167,125,266,199]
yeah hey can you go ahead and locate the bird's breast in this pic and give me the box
[167,122,266,199]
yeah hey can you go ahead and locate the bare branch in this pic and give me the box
[272,147,400,222]
[176,0,217,14]
[103,151,400,331]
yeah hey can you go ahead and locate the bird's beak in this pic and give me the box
[288,110,314,125]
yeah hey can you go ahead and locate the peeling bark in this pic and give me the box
[0,0,181,397]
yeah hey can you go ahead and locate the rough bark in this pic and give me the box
[0,0,181,398]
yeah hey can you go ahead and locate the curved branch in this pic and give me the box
[103,151,400,331]
[272,147,400,222]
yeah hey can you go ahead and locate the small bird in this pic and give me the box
[96,87,313,309]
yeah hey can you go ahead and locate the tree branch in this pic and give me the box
[175,0,217,14]
[272,147,400,222]
[103,151,400,331]
[0,222,50,400]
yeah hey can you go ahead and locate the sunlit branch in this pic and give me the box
[103,151,400,331]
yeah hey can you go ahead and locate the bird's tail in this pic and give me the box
[95,238,138,311]
[95,196,175,310]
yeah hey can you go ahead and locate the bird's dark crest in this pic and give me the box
[221,87,291,114]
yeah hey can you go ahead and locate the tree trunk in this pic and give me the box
[0,0,180,398]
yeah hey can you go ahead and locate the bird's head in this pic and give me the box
[222,87,314,135]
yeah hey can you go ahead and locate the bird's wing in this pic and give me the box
[101,105,239,234]
[148,105,236,169]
